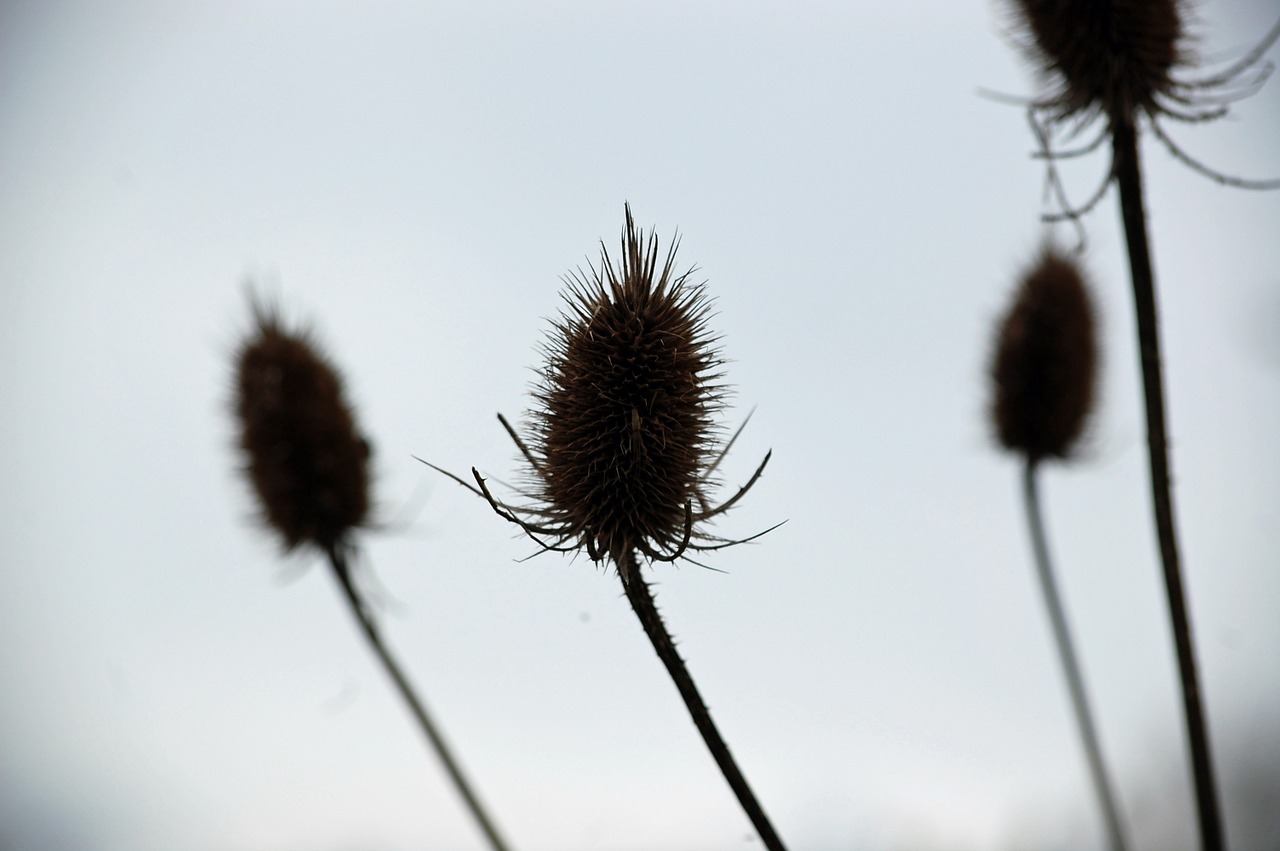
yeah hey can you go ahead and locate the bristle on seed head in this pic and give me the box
[1013,0,1184,123]
[233,293,371,552]
[523,204,727,565]
[990,248,1099,463]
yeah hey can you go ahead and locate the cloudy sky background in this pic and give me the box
[2,2,1278,849]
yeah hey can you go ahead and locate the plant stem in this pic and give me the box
[615,549,787,851]
[1110,117,1223,851]
[1022,461,1128,851]
[325,544,513,851]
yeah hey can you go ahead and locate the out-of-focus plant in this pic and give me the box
[1000,4,1280,848]
[232,292,513,851]
[990,246,1127,851]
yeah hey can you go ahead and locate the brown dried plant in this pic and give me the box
[991,247,1098,464]
[232,292,513,851]
[235,294,371,555]
[999,4,1280,850]
[991,248,1127,851]
[426,205,786,850]
[1012,0,1279,221]
[463,206,773,567]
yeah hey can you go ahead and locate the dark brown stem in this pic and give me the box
[1110,117,1224,851]
[615,549,788,851]
[325,544,513,851]
[1023,461,1128,851]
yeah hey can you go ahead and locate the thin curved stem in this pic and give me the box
[325,544,513,851]
[615,549,788,851]
[1110,117,1224,851]
[1022,462,1128,851]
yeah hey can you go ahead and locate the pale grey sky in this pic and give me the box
[2,2,1278,850]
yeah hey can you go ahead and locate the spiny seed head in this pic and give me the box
[990,247,1099,462]
[524,204,726,565]
[233,294,371,552]
[1013,0,1185,122]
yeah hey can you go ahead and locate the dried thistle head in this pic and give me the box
[1008,1,1280,221]
[990,247,1099,463]
[1014,0,1185,124]
[461,205,771,568]
[233,293,371,553]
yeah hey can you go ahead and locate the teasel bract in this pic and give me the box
[991,248,1129,851]
[436,205,785,850]
[232,293,513,851]
[1001,7,1280,849]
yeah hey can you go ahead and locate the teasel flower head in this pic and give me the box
[1006,1,1280,219]
[990,247,1099,463]
[459,205,772,568]
[1013,0,1185,125]
[233,293,372,553]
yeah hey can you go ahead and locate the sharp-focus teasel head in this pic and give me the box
[990,248,1099,463]
[233,294,371,553]
[468,205,772,568]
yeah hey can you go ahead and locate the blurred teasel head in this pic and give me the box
[990,247,1099,463]
[1013,0,1185,125]
[1009,0,1280,188]
[233,292,371,553]
[475,204,771,567]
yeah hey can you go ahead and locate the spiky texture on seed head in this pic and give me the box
[524,205,725,566]
[1013,0,1185,123]
[234,296,371,552]
[991,248,1099,463]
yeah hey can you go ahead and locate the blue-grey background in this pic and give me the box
[2,2,1278,849]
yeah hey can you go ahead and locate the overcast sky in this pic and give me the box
[2,2,1278,850]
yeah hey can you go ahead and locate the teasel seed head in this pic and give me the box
[233,293,371,553]
[1013,0,1185,124]
[990,247,1099,463]
[522,205,727,565]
